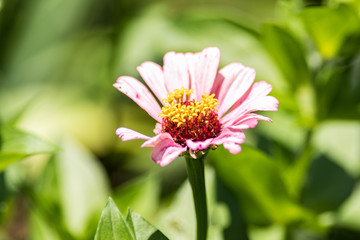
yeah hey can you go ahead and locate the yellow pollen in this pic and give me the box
[159,88,219,127]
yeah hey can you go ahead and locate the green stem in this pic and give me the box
[185,153,208,240]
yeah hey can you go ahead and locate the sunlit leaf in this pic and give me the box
[300,4,360,58]
[55,137,110,238]
[113,173,160,220]
[28,207,62,240]
[256,111,307,152]
[94,197,168,240]
[95,197,133,240]
[312,121,360,176]
[262,23,310,89]
[301,154,356,213]
[211,145,307,225]
[126,208,168,240]
[337,182,360,230]
[249,224,285,240]
[0,126,56,172]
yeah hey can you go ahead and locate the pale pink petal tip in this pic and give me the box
[115,128,151,141]
[211,128,246,154]
[223,142,242,154]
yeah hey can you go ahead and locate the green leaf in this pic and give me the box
[0,126,56,172]
[28,207,62,240]
[95,197,168,240]
[54,137,110,238]
[95,197,133,240]
[262,23,310,89]
[211,145,307,225]
[301,154,356,213]
[126,208,168,240]
[337,182,360,230]
[256,111,307,153]
[300,4,360,58]
[312,121,360,176]
[112,173,160,220]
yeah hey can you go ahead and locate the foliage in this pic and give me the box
[0,0,359,239]
[95,197,168,240]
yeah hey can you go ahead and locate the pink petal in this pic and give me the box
[224,113,272,130]
[137,61,168,103]
[142,133,186,166]
[211,128,245,154]
[211,63,256,117]
[186,138,213,151]
[114,77,162,122]
[141,132,173,147]
[116,127,151,141]
[163,51,190,92]
[186,47,220,101]
[152,140,187,166]
[223,142,242,154]
[211,63,244,102]
[221,81,278,125]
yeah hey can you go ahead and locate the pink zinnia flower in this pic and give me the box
[114,47,278,166]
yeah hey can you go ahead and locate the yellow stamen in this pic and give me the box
[159,88,219,127]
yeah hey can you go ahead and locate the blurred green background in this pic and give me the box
[1,0,360,239]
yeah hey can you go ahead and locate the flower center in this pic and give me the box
[159,87,221,146]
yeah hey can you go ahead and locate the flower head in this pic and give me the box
[114,47,278,166]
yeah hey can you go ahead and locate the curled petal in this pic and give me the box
[116,127,151,141]
[114,76,162,122]
[186,138,213,151]
[152,140,187,166]
[142,133,186,166]
[137,62,168,103]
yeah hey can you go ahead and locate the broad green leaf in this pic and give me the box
[312,121,360,176]
[55,137,110,238]
[301,154,356,213]
[28,207,62,240]
[262,23,310,89]
[321,56,360,120]
[300,4,360,58]
[113,173,160,220]
[95,197,133,240]
[0,126,56,172]
[256,111,307,152]
[249,224,285,240]
[95,197,168,240]
[337,182,360,230]
[126,208,168,240]
[211,145,307,225]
